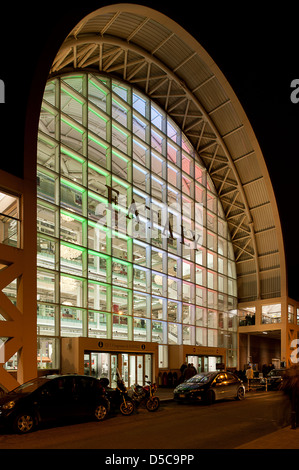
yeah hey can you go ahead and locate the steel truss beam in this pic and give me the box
[51,32,261,298]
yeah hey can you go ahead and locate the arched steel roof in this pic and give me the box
[49,4,286,302]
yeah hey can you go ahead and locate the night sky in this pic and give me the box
[1,1,298,299]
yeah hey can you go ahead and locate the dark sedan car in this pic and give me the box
[174,371,245,405]
[264,368,287,390]
[0,374,110,434]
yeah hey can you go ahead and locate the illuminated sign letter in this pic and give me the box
[0,80,4,103]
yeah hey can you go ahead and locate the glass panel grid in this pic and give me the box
[37,72,238,365]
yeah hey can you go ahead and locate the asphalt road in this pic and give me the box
[0,391,290,450]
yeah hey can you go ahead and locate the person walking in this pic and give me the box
[183,363,196,381]
[246,365,254,390]
[179,361,188,383]
[281,365,299,429]
[180,361,187,375]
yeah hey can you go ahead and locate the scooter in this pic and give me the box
[99,372,134,416]
[130,375,160,412]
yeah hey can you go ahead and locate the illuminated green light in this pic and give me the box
[61,178,85,193]
[88,280,111,289]
[88,249,110,260]
[111,203,128,216]
[112,150,128,163]
[61,85,84,105]
[61,241,85,253]
[61,145,85,163]
[61,209,85,223]
[63,75,83,80]
[88,162,109,177]
[112,230,130,241]
[61,116,84,134]
[89,78,108,96]
[112,176,129,189]
[88,191,107,204]
[112,98,128,113]
[112,123,128,138]
[88,133,109,149]
[88,220,110,233]
[113,286,130,293]
[112,257,131,267]
[88,105,108,123]
[38,133,56,147]
[60,272,85,282]
[42,102,57,116]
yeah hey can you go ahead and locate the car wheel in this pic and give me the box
[13,412,36,434]
[236,386,245,400]
[204,390,215,405]
[94,403,108,421]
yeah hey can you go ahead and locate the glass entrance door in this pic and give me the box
[84,352,118,387]
[110,354,118,387]
[187,355,223,373]
[185,355,199,373]
[121,353,151,387]
[84,351,152,388]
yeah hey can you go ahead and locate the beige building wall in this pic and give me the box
[0,169,37,391]
[0,4,292,391]
[238,296,299,369]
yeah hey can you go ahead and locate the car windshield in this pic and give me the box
[186,373,216,384]
[8,378,49,395]
[268,370,284,377]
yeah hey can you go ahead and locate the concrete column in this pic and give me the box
[17,171,37,385]
[247,334,251,364]
[280,296,288,366]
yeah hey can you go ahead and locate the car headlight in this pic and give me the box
[2,400,16,410]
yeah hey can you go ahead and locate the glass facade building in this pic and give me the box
[36,72,238,371]
[0,5,296,395]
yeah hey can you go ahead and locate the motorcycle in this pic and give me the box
[99,372,134,416]
[130,375,160,412]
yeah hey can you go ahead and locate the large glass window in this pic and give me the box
[262,304,281,324]
[37,73,238,368]
[0,191,21,248]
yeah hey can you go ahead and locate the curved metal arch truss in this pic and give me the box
[49,6,285,302]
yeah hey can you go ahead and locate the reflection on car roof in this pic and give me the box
[186,372,218,383]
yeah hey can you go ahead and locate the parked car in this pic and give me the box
[0,374,110,434]
[173,371,245,405]
[263,368,287,390]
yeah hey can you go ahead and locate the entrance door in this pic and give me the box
[84,352,118,387]
[84,351,152,388]
[186,356,199,373]
[121,354,151,387]
[186,355,223,372]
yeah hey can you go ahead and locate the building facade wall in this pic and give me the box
[0,4,291,391]
[35,72,238,384]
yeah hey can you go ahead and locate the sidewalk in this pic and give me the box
[156,386,174,402]
[236,426,299,449]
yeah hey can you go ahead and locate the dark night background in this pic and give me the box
[0,1,298,299]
